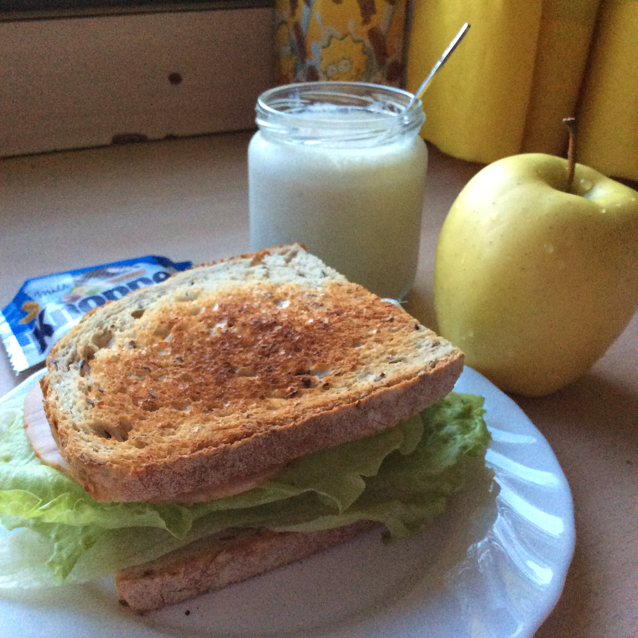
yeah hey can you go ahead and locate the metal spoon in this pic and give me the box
[405,22,471,111]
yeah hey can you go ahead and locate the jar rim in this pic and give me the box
[255,82,425,145]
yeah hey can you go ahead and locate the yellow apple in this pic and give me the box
[434,153,638,396]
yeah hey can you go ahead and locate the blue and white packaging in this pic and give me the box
[0,255,192,373]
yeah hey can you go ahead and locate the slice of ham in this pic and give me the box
[23,382,71,475]
[150,465,284,504]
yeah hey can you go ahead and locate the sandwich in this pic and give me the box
[0,245,490,612]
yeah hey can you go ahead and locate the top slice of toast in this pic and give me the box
[41,245,463,502]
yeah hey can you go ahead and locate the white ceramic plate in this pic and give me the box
[0,367,574,638]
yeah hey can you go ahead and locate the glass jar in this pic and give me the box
[248,81,427,299]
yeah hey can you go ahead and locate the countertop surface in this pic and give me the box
[1,131,636,637]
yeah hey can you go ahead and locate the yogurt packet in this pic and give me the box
[0,255,192,373]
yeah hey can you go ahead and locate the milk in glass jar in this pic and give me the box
[248,82,427,299]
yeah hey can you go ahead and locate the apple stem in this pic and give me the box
[563,117,577,192]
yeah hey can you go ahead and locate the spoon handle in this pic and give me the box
[407,22,471,109]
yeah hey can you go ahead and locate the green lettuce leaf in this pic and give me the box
[0,373,490,588]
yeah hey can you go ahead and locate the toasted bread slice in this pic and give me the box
[42,245,463,502]
[115,522,377,612]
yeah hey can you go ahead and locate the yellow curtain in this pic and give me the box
[578,0,638,180]
[406,0,637,181]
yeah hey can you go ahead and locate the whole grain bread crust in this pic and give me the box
[115,522,378,612]
[42,245,463,502]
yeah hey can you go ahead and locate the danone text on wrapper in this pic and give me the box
[0,256,192,373]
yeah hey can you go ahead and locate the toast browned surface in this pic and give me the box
[115,522,377,612]
[42,245,463,502]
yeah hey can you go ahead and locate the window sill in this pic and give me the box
[1,6,275,157]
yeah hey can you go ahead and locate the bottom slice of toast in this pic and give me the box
[115,521,377,612]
